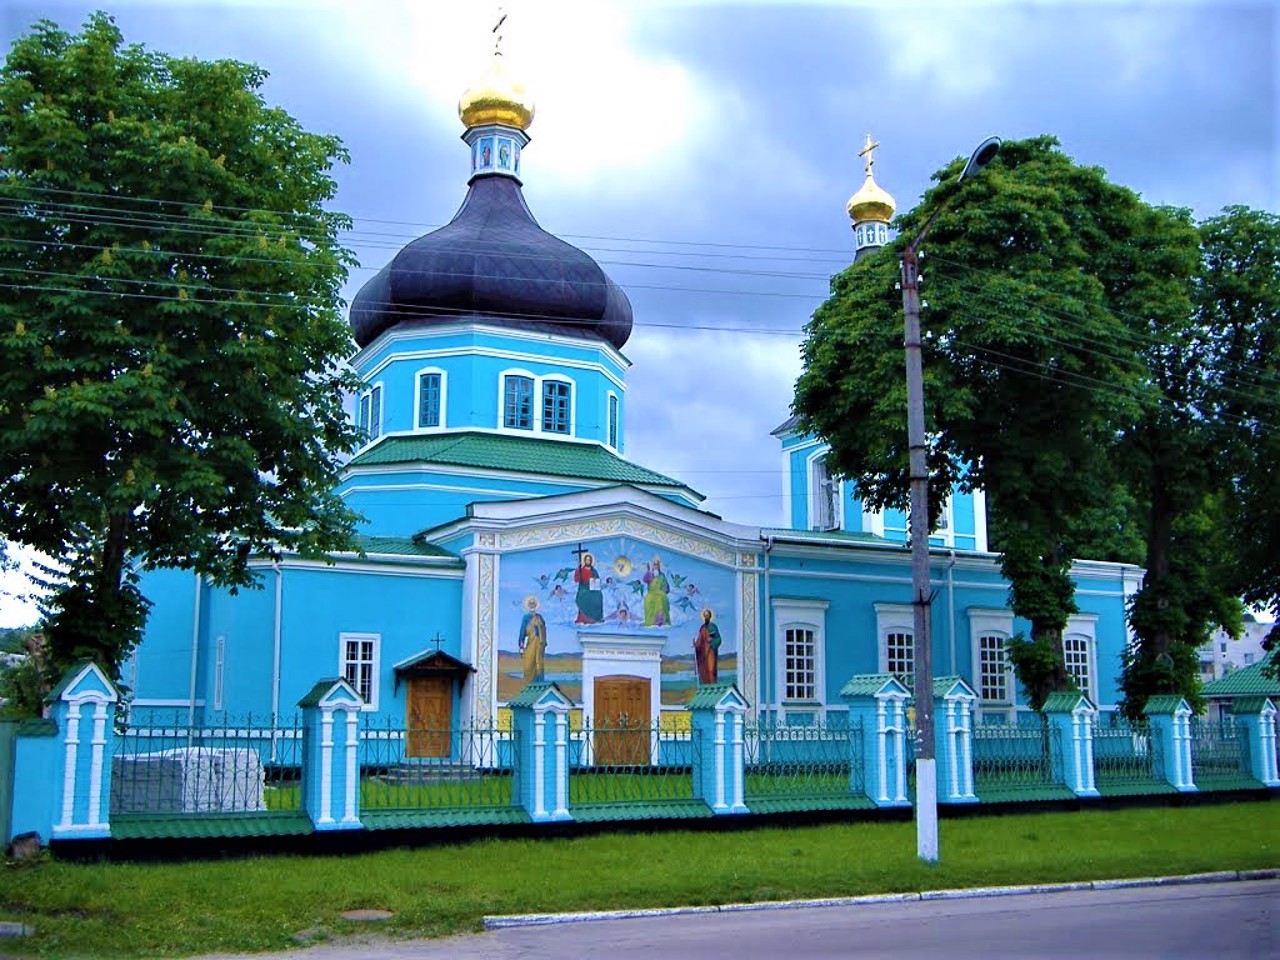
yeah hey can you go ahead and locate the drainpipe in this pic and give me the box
[763,534,774,722]
[187,573,202,747]
[947,548,957,675]
[271,559,283,762]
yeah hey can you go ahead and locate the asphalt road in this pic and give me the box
[192,879,1279,960]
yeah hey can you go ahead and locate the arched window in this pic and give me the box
[541,378,572,434]
[503,374,535,430]
[608,393,619,448]
[416,369,445,429]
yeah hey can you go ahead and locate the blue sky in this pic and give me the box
[1,0,1275,626]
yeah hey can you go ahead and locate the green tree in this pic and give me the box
[794,137,1174,710]
[0,14,362,692]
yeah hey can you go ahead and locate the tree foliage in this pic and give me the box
[795,137,1280,715]
[795,137,1155,703]
[0,14,363,686]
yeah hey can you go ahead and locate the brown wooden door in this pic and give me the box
[406,675,453,758]
[593,676,650,766]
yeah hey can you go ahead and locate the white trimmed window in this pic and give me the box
[773,598,828,706]
[808,452,840,532]
[541,378,572,434]
[503,374,534,430]
[875,602,914,688]
[968,608,1015,705]
[499,369,577,436]
[416,369,446,429]
[357,383,383,441]
[607,392,619,449]
[213,635,226,712]
[340,633,380,711]
[1062,615,1098,702]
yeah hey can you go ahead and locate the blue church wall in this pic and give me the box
[339,467,604,536]
[351,326,626,446]
[496,536,738,708]
[275,566,465,723]
[128,567,203,713]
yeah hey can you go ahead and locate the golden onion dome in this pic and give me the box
[846,173,896,224]
[458,52,535,131]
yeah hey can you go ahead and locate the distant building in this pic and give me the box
[1198,617,1274,683]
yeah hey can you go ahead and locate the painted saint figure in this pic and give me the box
[693,608,721,685]
[642,558,670,627]
[574,552,604,624]
[517,596,547,682]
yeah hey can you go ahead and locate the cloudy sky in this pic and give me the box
[0,0,1274,626]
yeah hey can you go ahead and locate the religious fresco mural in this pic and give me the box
[497,537,737,706]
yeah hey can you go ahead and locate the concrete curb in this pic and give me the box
[482,868,1280,930]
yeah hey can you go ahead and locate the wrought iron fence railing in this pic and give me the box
[1091,718,1164,792]
[110,712,302,816]
[569,722,697,808]
[971,721,1063,798]
[743,719,864,806]
[1189,719,1252,787]
[358,719,516,811]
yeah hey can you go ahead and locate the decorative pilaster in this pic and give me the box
[298,679,364,830]
[46,662,119,839]
[841,674,911,806]
[1144,695,1196,791]
[1231,698,1279,787]
[1043,690,1099,797]
[508,681,573,822]
[689,683,749,814]
[932,677,977,802]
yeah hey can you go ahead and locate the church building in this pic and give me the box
[126,38,1142,751]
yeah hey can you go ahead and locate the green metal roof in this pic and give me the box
[352,535,459,560]
[1042,690,1093,713]
[840,673,909,698]
[506,680,571,708]
[297,678,355,708]
[1202,657,1280,698]
[348,432,693,491]
[687,682,746,710]
[1143,695,1189,715]
[1230,696,1275,715]
[360,808,531,830]
[933,675,976,699]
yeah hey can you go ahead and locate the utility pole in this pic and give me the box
[899,136,1001,864]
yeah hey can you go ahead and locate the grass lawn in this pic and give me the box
[0,800,1275,958]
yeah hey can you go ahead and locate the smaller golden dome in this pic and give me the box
[846,173,896,224]
[458,52,535,131]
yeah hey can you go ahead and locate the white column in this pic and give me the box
[533,713,547,818]
[88,701,109,829]
[59,704,81,830]
[554,712,569,818]
[714,712,726,812]
[731,712,746,810]
[875,700,888,803]
[343,709,360,823]
[318,710,334,825]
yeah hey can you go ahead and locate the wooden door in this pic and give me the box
[593,676,650,766]
[406,675,453,758]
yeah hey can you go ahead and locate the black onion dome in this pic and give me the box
[350,175,633,350]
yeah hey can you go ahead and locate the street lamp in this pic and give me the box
[900,136,1000,864]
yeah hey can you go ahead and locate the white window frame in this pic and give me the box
[1062,614,1099,704]
[414,366,447,431]
[968,608,1015,707]
[806,448,841,532]
[339,632,380,711]
[213,635,226,712]
[875,602,915,688]
[497,368,577,438]
[607,391,620,450]
[773,598,829,708]
[356,381,384,443]
[540,375,574,435]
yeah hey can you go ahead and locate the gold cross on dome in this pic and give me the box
[858,133,881,177]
